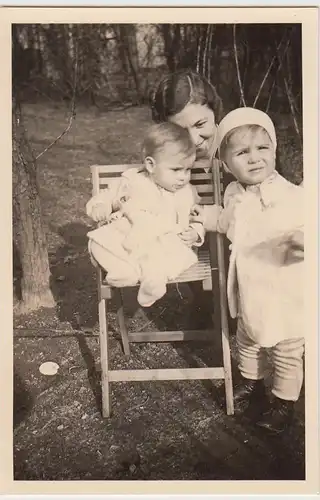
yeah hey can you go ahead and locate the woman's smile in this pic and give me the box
[168,103,217,158]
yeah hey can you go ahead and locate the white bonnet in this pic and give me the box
[213,107,277,157]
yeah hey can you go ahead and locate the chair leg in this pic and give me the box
[115,288,130,356]
[98,296,111,418]
[221,327,234,416]
[216,233,234,416]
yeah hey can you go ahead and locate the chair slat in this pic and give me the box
[99,175,123,186]
[102,250,216,286]
[199,196,213,204]
[99,176,214,190]
[109,367,225,382]
[195,185,214,194]
[92,164,215,198]
[190,172,211,181]
[91,164,142,174]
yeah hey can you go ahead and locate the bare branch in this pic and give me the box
[275,35,302,144]
[232,24,246,107]
[253,57,276,109]
[207,26,214,81]
[265,38,291,113]
[285,46,301,116]
[253,33,289,108]
[35,28,79,161]
[196,26,203,74]
[281,68,302,144]
[265,77,277,113]
[202,25,211,79]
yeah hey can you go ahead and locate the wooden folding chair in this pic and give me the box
[90,159,234,417]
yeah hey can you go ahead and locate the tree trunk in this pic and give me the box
[119,24,142,103]
[12,98,55,313]
[161,25,176,73]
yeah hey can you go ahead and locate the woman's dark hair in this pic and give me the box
[150,69,224,124]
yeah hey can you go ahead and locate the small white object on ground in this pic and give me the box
[39,361,59,376]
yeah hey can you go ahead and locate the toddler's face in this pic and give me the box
[223,128,276,185]
[149,148,195,192]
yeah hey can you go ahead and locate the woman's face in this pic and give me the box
[169,103,217,159]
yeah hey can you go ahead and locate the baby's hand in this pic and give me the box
[178,227,200,247]
[189,204,204,225]
[106,210,123,224]
[112,195,130,213]
[91,203,110,223]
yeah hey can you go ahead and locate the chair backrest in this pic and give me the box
[90,159,224,205]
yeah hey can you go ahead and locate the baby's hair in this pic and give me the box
[219,124,272,160]
[141,122,196,162]
[150,69,224,124]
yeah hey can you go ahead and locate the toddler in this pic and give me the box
[86,122,205,307]
[211,107,304,433]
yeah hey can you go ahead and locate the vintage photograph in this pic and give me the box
[12,19,307,483]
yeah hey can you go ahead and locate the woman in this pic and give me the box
[150,69,225,237]
[149,69,225,327]
[150,69,224,170]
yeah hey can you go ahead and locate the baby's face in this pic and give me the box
[223,128,276,185]
[151,148,195,193]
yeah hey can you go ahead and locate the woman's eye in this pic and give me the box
[195,121,206,129]
[258,145,269,150]
[236,150,246,156]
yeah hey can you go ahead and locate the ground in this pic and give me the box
[13,102,304,481]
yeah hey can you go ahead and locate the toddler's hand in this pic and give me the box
[284,229,304,264]
[91,203,110,223]
[189,204,204,224]
[178,227,199,247]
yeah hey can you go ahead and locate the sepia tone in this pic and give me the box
[2,7,317,496]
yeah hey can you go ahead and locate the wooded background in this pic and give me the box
[13,23,302,117]
[12,23,303,313]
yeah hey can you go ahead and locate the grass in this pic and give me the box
[13,102,305,482]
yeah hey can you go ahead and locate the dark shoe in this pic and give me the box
[233,378,269,420]
[256,397,294,434]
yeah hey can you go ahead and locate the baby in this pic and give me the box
[86,122,205,307]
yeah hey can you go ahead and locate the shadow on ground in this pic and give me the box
[48,220,245,416]
[50,221,102,330]
[14,371,34,429]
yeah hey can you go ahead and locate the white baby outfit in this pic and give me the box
[86,167,204,307]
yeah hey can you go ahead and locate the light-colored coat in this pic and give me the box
[220,172,304,347]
